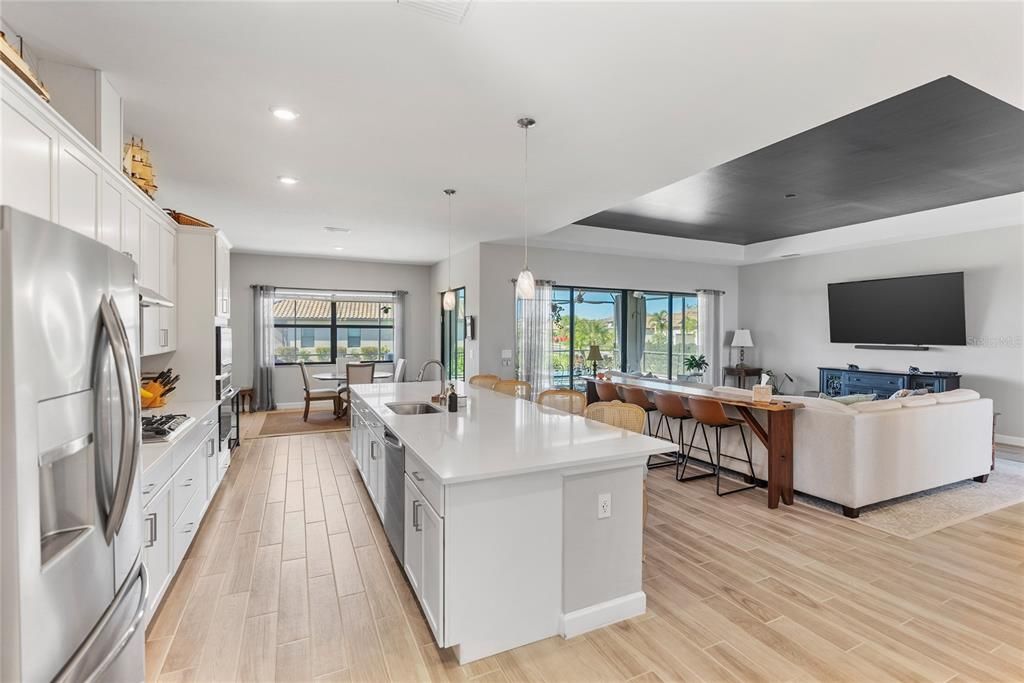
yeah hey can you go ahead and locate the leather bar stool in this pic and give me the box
[617,385,670,469]
[683,397,757,496]
[594,380,621,403]
[651,391,704,476]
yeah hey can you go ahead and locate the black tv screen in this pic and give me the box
[828,272,966,345]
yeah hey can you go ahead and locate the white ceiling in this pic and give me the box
[5,1,1022,264]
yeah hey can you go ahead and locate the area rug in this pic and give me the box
[802,458,1024,539]
[257,409,349,437]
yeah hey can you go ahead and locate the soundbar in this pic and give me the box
[853,344,930,351]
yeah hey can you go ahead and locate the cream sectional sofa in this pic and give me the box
[668,386,994,517]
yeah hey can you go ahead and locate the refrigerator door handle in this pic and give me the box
[52,553,149,683]
[99,295,141,544]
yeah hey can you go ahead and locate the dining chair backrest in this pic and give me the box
[299,360,312,392]
[469,374,501,389]
[619,385,655,411]
[584,400,646,434]
[394,358,407,382]
[652,391,688,419]
[493,379,532,400]
[594,381,621,402]
[687,396,731,426]
[536,389,587,415]
[346,362,375,386]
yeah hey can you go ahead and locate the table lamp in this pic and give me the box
[731,329,753,367]
[586,345,602,376]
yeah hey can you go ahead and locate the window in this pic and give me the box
[273,290,396,364]
[440,287,466,381]
[517,285,698,388]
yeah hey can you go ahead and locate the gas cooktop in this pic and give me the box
[141,413,195,444]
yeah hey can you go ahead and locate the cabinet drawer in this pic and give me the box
[844,373,905,390]
[909,377,941,392]
[172,447,204,523]
[172,480,206,567]
[141,453,173,506]
[406,450,444,517]
[173,410,219,471]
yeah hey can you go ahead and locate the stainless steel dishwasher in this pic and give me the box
[371,424,406,563]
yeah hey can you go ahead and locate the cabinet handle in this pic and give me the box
[207,439,216,457]
[203,419,217,426]
[183,522,195,534]
[222,299,228,313]
[160,329,168,347]
[412,499,421,531]
[144,512,157,547]
[142,483,155,495]
[411,471,424,483]
[182,478,193,487]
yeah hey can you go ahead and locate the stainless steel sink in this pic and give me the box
[386,401,442,415]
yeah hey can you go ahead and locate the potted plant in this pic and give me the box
[682,354,709,381]
[764,370,794,394]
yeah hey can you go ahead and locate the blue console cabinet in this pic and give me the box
[818,367,961,399]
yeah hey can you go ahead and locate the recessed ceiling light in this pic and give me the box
[333,246,345,251]
[323,226,350,233]
[278,176,299,185]
[784,193,798,199]
[270,107,299,121]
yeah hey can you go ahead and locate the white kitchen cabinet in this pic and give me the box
[140,214,161,355]
[159,223,177,351]
[99,178,122,251]
[404,473,444,645]
[0,96,56,219]
[205,428,223,498]
[367,435,382,511]
[122,196,142,265]
[142,483,172,621]
[57,138,99,239]
[214,232,231,320]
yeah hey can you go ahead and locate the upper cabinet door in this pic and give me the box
[140,213,160,289]
[99,178,122,251]
[57,138,100,239]
[122,197,142,265]
[159,224,177,350]
[1,98,56,220]
[215,234,231,320]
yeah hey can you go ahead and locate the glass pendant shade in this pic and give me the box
[515,268,536,299]
[442,289,457,311]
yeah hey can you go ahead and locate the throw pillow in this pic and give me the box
[935,389,981,404]
[820,392,876,405]
[889,388,930,400]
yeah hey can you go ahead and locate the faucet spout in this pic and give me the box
[416,359,447,401]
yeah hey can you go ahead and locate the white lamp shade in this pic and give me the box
[731,329,754,347]
[515,268,536,299]
[442,289,456,310]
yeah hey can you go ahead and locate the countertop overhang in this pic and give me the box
[351,382,673,484]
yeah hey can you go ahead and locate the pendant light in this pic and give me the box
[442,188,457,311]
[515,116,537,300]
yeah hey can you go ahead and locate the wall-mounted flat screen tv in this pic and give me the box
[827,272,966,345]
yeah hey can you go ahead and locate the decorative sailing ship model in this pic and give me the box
[123,137,158,198]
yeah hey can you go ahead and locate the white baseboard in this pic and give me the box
[560,592,646,639]
[996,433,1024,448]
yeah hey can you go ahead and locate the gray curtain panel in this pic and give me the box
[252,285,277,411]
[392,291,405,363]
[697,289,725,386]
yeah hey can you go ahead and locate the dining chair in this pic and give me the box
[299,360,341,421]
[394,358,407,382]
[337,362,375,418]
[684,396,757,496]
[492,379,532,400]
[584,400,649,531]
[468,374,501,389]
[536,388,587,415]
[594,380,622,403]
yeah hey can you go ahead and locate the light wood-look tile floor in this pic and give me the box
[146,411,1024,682]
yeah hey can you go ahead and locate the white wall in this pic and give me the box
[429,243,481,378]
[738,224,1024,442]
[230,252,433,406]
[477,243,740,378]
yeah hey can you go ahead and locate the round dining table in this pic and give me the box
[312,371,393,383]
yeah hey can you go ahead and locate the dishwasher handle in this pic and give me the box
[383,430,403,450]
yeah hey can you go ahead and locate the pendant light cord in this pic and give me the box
[448,191,453,290]
[522,123,529,270]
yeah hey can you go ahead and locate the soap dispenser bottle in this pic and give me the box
[447,383,458,413]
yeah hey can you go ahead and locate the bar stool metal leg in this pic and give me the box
[676,421,716,483]
[715,424,758,497]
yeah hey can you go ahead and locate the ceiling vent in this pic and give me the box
[397,0,472,24]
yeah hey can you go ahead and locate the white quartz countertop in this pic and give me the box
[352,382,673,484]
[141,399,221,472]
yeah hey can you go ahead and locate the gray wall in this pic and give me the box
[737,224,1024,441]
[477,243,741,378]
[230,252,433,406]
[429,243,481,378]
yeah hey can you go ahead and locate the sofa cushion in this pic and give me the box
[899,395,938,408]
[935,388,981,404]
[781,394,856,414]
[852,400,902,413]
[821,392,876,405]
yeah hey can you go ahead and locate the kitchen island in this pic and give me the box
[348,381,672,664]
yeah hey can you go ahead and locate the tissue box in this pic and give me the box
[752,385,773,403]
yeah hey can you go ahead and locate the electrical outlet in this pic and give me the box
[597,492,612,519]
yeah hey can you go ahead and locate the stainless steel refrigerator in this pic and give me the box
[1,207,147,682]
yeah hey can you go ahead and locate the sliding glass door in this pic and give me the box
[440,287,466,381]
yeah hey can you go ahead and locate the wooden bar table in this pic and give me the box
[584,376,802,509]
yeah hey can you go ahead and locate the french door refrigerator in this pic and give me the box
[1,207,147,682]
